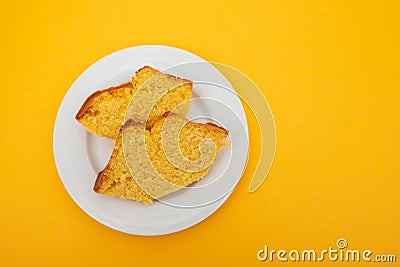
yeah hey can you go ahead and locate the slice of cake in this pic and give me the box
[75,66,193,140]
[94,114,229,204]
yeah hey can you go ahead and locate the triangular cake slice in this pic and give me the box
[94,114,229,204]
[75,66,193,140]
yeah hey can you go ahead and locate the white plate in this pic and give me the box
[53,45,249,235]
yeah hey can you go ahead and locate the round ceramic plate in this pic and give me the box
[53,45,249,235]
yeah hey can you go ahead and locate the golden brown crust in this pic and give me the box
[135,65,158,75]
[136,65,193,85]
[75,82,132,120]
[93,169,105,192]
[122,119,143,129]
[164,73,193,85]
[204,122,229,135]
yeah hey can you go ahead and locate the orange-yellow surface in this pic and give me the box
[0,1,399,266]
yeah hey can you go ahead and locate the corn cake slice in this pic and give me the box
[75,66,192,139]
[94,114,229,204]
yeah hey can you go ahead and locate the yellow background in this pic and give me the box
[1,0,399,266]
